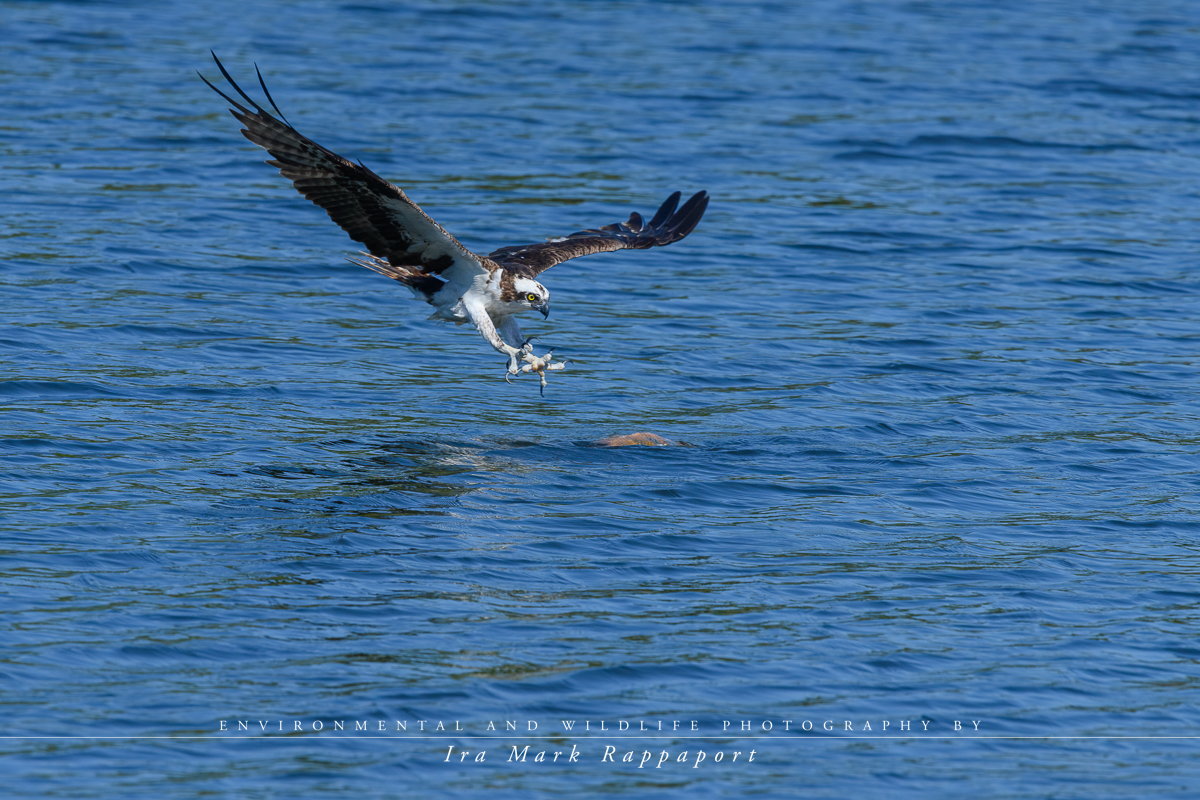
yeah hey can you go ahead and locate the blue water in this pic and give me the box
[4,0,1200,796]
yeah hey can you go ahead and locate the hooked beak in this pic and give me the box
[537,303,549,319]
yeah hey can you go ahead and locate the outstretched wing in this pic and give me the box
[200,53,489,283]
[485,190,709,278]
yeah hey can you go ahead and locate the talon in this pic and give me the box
[505,350,521,375]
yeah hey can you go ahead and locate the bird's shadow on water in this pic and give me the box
[212,432,706,539]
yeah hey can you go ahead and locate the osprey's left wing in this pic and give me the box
[200,53,487,285]
[487,190,709,277]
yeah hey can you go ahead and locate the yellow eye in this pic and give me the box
[527,293,538,302]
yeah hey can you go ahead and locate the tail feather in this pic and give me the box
[346,252,444,298]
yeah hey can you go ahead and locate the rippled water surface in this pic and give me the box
[4,0,1200,796]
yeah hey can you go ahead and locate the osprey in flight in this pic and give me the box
[201,54,709,394]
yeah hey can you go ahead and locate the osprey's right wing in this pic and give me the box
[201,53,489,289]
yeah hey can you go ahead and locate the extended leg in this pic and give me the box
[490,309,568,393]
[466,303,525,374]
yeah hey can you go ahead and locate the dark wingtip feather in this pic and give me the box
[254,62,291,126]
[198,68,252,116]
[669,191,709,240]
[649,190,707,244]
[647,191,681,229]
[208,52,272,119]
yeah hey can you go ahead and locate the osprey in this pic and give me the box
[201,54,709,394]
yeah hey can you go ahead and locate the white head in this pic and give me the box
[509,276,550,318]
